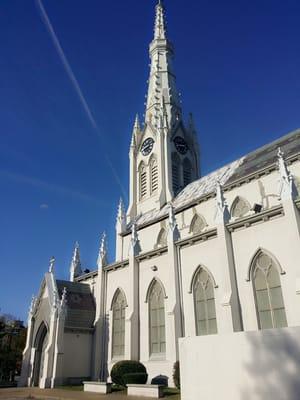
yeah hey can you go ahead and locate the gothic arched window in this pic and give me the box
[149,280,166,356]
[252,251,287,330]
[150,156,158,194]
[183,158,192,187]
[172,153,181,195]
[193,268,217,336]
[190,214,206,235]
[139,162,147,200]
[156,227,167,248]
[231,196,251,219]
[112,289,126,358]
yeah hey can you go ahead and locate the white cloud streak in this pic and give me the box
[35,0,127,200]
[0,169,103,206]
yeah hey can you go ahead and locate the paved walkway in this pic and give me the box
[0,387,158,400]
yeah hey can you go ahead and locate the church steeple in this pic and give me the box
[145,0,181,129]
[127,1,200,221]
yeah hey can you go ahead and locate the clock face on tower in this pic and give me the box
[141,137,154,156]
[174,136,188,154]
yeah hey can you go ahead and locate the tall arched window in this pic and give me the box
[172,153,181,195]
[190,214,206,235]
[183,158,192,187]
[112,290,126,358]
[150,156,158,194]
[149,280,166,356]
[156,228,167,248]
[193,268,217,336]
[231,196,251,219]
[252,251,287,330]
[139,162,147,200]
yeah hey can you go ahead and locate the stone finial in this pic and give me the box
[215,181,230,224]
[70,242,82,282]
[52,288,59,313]
[277,147,297,201]
[98,232,108,268]
[129,222,141,256]
[49,256,55,274]
[168,203,177,231]
[59,287,68,317]
[116,198,126,233]
[28,295,36,318]
[130,114,140,149]
[168,203,180,241]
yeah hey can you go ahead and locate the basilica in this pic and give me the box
[20,0,300,391]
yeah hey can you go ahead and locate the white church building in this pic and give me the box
[20,1,300,394]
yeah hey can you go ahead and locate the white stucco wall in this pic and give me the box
[63,332,93,379]
[179,327,300,400]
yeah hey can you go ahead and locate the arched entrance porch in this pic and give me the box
[32,322,48,387]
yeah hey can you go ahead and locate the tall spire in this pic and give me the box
[145,1,181,129]
[69,242,82,282]
[154,1,167,40]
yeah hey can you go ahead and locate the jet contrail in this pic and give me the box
[35,0,127,200]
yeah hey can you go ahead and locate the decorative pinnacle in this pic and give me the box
[61,287,67,307]
[215,181,230,223]
[49,256,55,273]
[216,181,226,207]
[130,114,140,148]
[72,242,81,264]
[277,147,290,180]
[70,242,82,281]
[116,197,126,232]
[168,203,177,231]
[98,232,108,267]
[29,295,36,316]
[277,147,296,200]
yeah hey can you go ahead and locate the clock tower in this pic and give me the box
[127,1,200,220]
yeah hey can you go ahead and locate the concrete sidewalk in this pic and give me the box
[0,387,154,400]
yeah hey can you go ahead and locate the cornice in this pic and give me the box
[176,228,218,249]
[227,205,284,232]
[137,246,168,262]
[104,260,129,272]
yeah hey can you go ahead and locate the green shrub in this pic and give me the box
[111,360,147,387]
[123,372,148,385]
[173,361,180,389]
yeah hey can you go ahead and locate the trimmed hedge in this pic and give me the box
[111,360,147,387]
[123,372,148,385]
[173,361,180,389]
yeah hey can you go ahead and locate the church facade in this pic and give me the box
[20,1,300,389]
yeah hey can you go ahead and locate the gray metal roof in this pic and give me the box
[56,280,95,329]
[132,129,300,229]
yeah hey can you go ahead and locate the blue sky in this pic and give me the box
[0,0,299,322]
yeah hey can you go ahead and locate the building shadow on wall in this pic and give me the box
[241,329,300,400]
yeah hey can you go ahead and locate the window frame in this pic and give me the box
[192,267,218,336]
[111,289,127,359]
[148,280,166,359]
[252,252,287,330]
